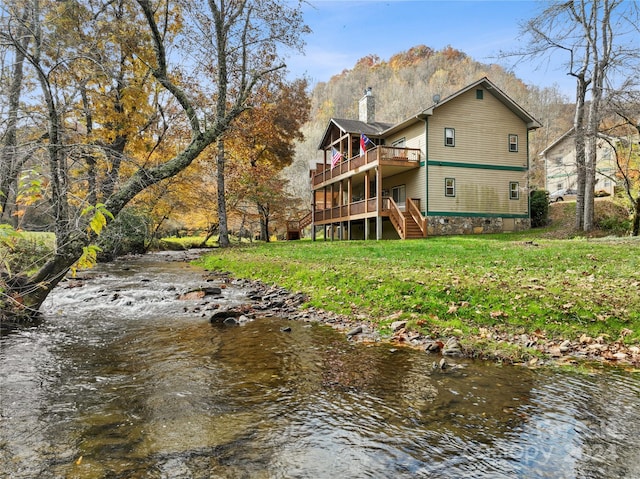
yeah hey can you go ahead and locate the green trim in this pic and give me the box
[424,118,429,214]
[419,160,426,167]
[427,160,527,171]
[428,211,529,219]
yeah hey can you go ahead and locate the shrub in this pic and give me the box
[530,190,550,228]
[0,227,54,275]
[594,200,631,236]
[97,208,153,260]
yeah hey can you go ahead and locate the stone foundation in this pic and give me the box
[427,216,530,236]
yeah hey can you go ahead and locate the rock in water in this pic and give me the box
[442,337,462,356]
[346,326,363,337]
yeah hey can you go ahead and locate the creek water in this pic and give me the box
[1,252,639,479]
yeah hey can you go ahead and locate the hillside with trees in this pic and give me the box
[284,44,575,202]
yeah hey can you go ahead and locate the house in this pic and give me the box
[540,128,617,198]
[309,77,541,240]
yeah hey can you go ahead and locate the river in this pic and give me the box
[1,251,639,478]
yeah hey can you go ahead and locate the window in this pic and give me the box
[445,178,455,197]
[391,137,406,147]
[509,182,519,200]
[553,156,563,166]
[509,134,518,152]
[444,128,455,147]
[476,89,484,100]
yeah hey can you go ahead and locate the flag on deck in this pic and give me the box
[331,147,342,169]
[360,133,373,156]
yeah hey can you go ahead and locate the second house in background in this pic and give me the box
[541,128,617,202]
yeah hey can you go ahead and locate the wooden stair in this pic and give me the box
[388,198,427,239]
[286,211,312,240]
[403,211,425,239]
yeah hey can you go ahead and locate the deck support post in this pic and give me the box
[376,166,382,240]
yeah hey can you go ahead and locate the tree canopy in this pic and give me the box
[0,0,309,318]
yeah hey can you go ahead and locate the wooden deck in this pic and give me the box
[311,146,421,187]
[312,198,427,239]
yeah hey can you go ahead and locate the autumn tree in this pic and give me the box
[225,78,309,240]
[0,0,308,320]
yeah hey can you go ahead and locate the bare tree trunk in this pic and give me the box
[632,199,640,237]
[583,135,596,231]
[573,76,589,231]
[257,202,270,241]
[0,5,31,225]
[216,139,230,247]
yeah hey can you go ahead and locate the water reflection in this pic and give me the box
[1,253,638,478]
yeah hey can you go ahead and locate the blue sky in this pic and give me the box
[284,0,574,96]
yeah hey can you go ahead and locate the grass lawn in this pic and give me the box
[197,234,640,348]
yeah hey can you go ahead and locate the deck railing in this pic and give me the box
[387,198,406,238]
[311,146,421,186]
[314,197,396,222]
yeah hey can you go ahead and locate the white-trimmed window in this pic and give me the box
[509,181,520,200]
[445,178,456,197]
[509,134,518,152]
[444,128,455,147]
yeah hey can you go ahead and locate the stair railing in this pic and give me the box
[407,198,427,237]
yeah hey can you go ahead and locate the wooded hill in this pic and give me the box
[284,45,575,201]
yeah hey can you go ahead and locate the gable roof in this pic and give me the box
[317,118,393,150]
[539,128,623,158]
[385,77,542,136]
[539,128,575,157]
[318,77,541,150]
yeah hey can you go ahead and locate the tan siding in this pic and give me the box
[428,165,528,215]
[383,168,426,209]
[428,88,529,168]
[387,122,425,151]
[385,121,427,209]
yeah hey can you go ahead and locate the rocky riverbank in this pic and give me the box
[185,266,640,369]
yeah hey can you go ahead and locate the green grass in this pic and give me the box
[160,235,218,249]
[159,235,256,249]
[0,229,56,275]
[196,235,640,345]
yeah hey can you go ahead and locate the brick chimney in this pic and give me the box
[359,87,375,123]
